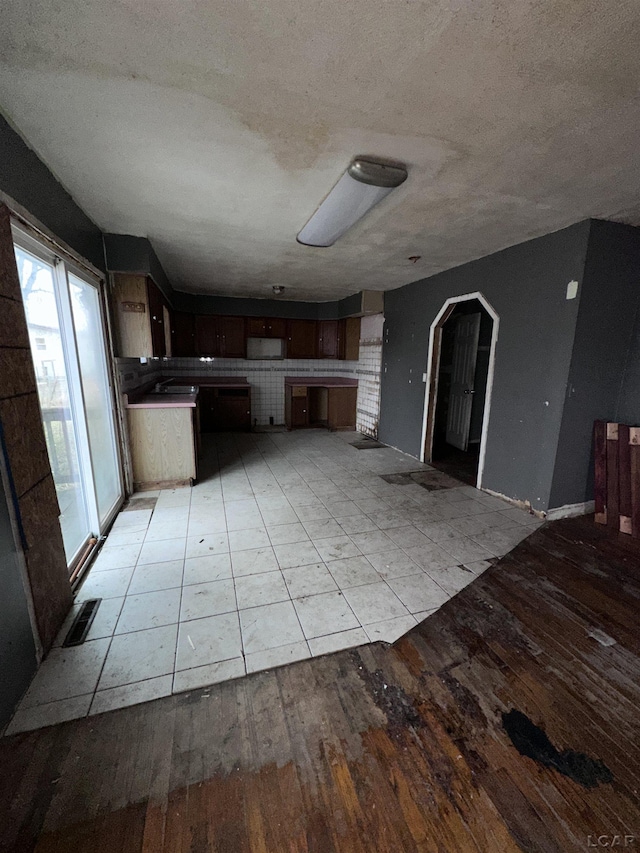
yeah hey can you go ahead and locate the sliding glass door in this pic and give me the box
[13,229,123,571]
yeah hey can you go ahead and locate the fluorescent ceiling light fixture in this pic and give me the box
[297,158,407,247]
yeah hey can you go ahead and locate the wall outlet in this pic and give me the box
[566,280,579,300]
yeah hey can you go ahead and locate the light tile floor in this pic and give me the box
[5,430,543,735]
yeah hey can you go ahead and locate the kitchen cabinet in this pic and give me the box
[285,385,309,429]
[247,317,287,338]
[147,278,167,357]
[341,317,361,360]
[287,319,317,359]
[218,316,246,357]
[111,273,170,358]
[194,315,246,357]
[199,385,251,432]
[172,312,196,357]
[285,379,357,430]
[126,406,198,489]
[318,320,339,359]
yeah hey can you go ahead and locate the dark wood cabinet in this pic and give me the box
[327,387,358,429]
[341,317,361,361]
[318,320,339,359]
[195,316,246,357]
[287,319,317,359]
[172,312,196,357]
[247,317,287,339]
[265,317,287,338]
[285,386,309,429]
[147,279,167,357]
[218,316,246,357]
[247,317,267,337]
[285,382,357,430]
[199,386,251,432]
[194,315,218,356]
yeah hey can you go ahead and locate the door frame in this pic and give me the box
[419,292,499,490]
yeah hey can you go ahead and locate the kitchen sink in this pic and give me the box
[150,384,197,394]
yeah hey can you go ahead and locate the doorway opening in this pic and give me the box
[420,293,499,489]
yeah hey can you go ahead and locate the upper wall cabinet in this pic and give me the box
[172,312,196,357]
[287,319,318,359]
[247,317,288,339]
[169,312,361,361]
[194,315,247,358]
[111,273,171,357]
[318,320,339,359]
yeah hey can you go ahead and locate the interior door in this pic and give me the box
[446,313,481,451]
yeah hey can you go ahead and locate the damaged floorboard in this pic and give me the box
[1,516,639,852]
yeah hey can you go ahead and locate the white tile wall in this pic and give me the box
[355,314,384,438]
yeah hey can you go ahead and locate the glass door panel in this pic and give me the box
[14,246,91,564]
[68,273,122,524]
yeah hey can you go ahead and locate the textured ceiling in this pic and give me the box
[2,1,640,300]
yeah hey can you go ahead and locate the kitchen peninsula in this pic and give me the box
[124,377,251,489]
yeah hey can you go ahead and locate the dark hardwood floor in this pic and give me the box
[1,516,639,852]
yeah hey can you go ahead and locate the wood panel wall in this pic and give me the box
[0,204,72,651]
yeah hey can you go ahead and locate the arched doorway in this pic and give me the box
[420,292,499,489]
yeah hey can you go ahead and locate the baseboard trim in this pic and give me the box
[545,501,595,521]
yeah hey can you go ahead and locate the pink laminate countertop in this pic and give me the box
[166,376,250,389]
[284,376,358,387]
[125,392,197,409]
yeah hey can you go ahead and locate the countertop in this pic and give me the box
[125,376,250,409]
[284,376,358,388]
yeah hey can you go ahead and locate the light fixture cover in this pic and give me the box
[297,158,407,247]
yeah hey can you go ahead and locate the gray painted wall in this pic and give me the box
[0,466,37,730]
[104,234,175,305]
[380,221,591,512]
[0,114,105,271]
[173,290,363,320]
[616,304,640,424]
[549,221,640,507]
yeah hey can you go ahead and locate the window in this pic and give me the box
[13,227,123,571]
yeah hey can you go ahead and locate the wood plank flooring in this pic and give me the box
[1,516,639,852]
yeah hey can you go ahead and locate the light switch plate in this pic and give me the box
[566,280,579,300]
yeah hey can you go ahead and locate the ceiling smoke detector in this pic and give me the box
[272,285,285,295]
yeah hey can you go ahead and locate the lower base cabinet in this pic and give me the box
[285,384,357,430]
[199,387,252,432]
[127,407,198,490]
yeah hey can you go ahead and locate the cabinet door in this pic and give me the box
[219,316,246,357]
[214,389,252,431]
[195,315,219,356]
[247,317,266,337]
[292,396,309,427]
[327,387,357,429]
[342,317,361,360]
[147,279,166,357]
[198,387,217,432]
[287,319,317,358]
[266,317,287,338]
[172,312,196,357]
[318,320,339,359]
[112,273,152,356]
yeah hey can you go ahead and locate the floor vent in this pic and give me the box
[63,599,101,647]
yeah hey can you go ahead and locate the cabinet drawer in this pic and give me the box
[291,386,307,397]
